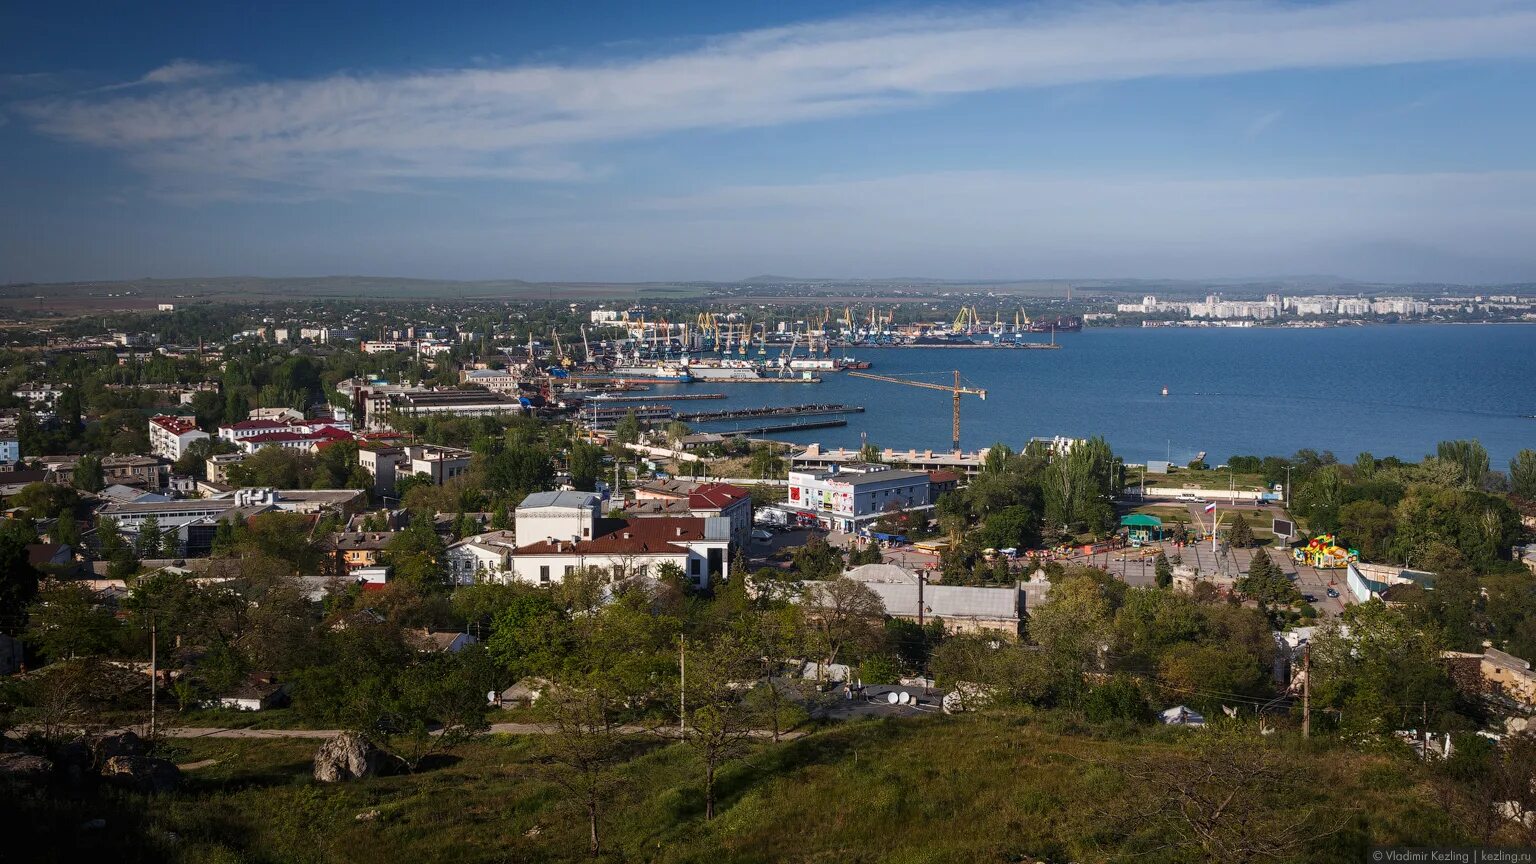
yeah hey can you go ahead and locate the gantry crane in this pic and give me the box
[845,370,986,453]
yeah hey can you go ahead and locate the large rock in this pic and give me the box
[100,755,181,794]
[92,731,147,766]
[313,732,379,783]
[0,753,54,786]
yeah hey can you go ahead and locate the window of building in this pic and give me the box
[539,565,550,584]
[564,565,574,577]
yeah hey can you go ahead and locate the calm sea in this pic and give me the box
[646,324,1536,467]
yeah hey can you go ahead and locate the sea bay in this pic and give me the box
[648,324,1536,467]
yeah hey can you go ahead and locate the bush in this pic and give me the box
[1082,676,1151,725]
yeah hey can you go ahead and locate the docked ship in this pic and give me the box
[682,358,764,381]
[609,362,692,382]
[786,357,836,372]
[1026,316,1083,333]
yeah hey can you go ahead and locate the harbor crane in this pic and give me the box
[845,370,986,453]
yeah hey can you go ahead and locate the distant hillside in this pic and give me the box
[1,273,1517,311]
[0,276,708,307]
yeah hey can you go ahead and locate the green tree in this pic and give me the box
[1511,449,1536,500]
[1083,675,1151,725]
[1236,551,1297,614]
[747,445,785,479]
[26,581,121,659]
[1028,574,1115,700]
[679,632,763,821]
[1338,499,1394,561]
[567,441,606,491]
[72,454,104,493]
[375,649,496,772]
[976,504,1039,551]
[52,509,80,549]
[613,411,642,445]
[0,534,42,627]
[1153,551,1173,589]
[385,512,447,591]
[536,686,630,857]
[1437,439,1490,489]
[790,535,845,581]
[802,577,885,674]
[1227,513,1254,548]
[1042,437,1116,536]
[134,515,164,559]
[1312,601,1457,734]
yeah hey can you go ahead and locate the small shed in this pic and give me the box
[1120,514,1164,542]
[218,673,288,711]
[496,676,551,709]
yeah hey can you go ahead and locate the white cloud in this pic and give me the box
[16,0,1536,196]
[96,59,241,93]
[139,60,240,86]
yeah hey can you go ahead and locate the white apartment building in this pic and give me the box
[508,491,731,588]
[148,415,209,460]
[786,463,932,533]
[357,442,472,493]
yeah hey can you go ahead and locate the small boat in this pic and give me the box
[1161,386,1169,397]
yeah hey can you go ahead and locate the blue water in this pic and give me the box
[646,324,1536,467]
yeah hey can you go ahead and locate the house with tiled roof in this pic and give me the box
[445,530,518,585]
[508,491,730,588]
[625,481,752,547]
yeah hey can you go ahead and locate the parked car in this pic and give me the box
[750,529,774,543]
[1325,588,1340,598]
[1175,493,1206,502]
[1302,593,1319,603]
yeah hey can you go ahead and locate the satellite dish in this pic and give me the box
[886,691,900,705]
[486,690,498,703]
[898,691,912,705]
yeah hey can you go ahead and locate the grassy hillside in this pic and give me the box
[12,711,1468,863]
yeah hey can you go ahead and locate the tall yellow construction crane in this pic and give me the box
[845,370,986,453]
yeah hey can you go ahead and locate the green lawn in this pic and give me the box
[12,712,1474,863]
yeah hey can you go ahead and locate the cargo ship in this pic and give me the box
[682,358,764,381]
[609,362,691,382]
[1027,316,1082,333]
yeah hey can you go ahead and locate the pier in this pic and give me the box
[676,403,864,423]
[583,405,673,420]
[586,392,726,402]
[714,418,848,435]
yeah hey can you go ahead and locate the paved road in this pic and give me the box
[83,722,809,741]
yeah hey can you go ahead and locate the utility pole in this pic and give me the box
[1284,465,1293,509]
[678,635,687,737]
[1302,643,1311,739]
[149,614,158,740]
[1422,701,1428,762]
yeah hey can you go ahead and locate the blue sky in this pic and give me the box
[3,0,1536,284]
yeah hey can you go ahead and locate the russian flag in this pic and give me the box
[1203,502,1216,513]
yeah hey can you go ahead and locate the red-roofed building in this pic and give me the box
[148,414,209,460]
[626,480,752,547]
[687,483,752,547]
[928,470,963,497]
[217,418,297,442]
[507,512,731,589]
[233,424,355,454]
